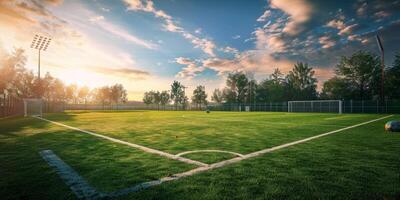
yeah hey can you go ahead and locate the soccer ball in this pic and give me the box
[384,121,400,132]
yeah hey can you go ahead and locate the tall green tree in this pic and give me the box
[385,52,400,99]
[224,72,249,103]
[320,77,351,99]
[211,89,224,103]
[110,84,127,105]
[159,90,170,108]
[286,62,317,100]
[192,85,208,109]
[170,81,187,109]
[143,91,154,105]
[335,51,380,100]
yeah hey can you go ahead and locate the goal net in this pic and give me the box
[24,98,43,117]
[288,100,342,114]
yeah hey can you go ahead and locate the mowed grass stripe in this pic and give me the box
[0,117,195,195]
[43,111,386,162]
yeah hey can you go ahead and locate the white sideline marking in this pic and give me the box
[39,150,105,200]
[108,115,393,197]
[176,150,244,157]
[34,116,207,167]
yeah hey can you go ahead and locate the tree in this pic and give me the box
[192,85,208,109]
[78,86,89,104]
[0,48,27,97]
[170,81,187,110]
[286,62,317,100]
[153,91,161,108]
[159,90,170,109]
[335,51,380,100]
[224,72,249,103]
[110,84,127,105]
[320,77,351,99]
[211,89,224,103]
[65,84,78,103]
[385,52,400,99]
[143,91,154,105]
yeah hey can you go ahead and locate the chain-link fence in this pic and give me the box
[0,95,24,118]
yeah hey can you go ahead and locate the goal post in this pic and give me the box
[288,100,342,114]
[24,98,43,117]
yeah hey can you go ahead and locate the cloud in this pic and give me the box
[356,2,368,16]
[89,15,104,22]
[232,35,241,39]
[270,0,314,35]
[89,17,158,49]
[257,10,271,22]
[318,36,336,49]
[123,0,217,57]
[202,50,294,76]
[92,66,150,79]
[254,28,287,52]
[326,19,358,36]
[175,57,205,79]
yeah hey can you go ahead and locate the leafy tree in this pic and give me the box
[192,85,208,109]
[110,84,127,104]
[224,72,249,103]
[170,81,187,109]
[246,79,257,104]
[159,90,170,108]
[211,89,224,103]
[320,77,351,99]
[143,91,154,105]
[335,51,380,100]
[286,62,317,100]
[65,84,78,103]
[78,86,90,104]
[386,52,400,99]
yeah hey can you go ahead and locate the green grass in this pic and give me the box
[1,111,399,199]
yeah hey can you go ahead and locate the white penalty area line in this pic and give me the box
[108,114,394,197]
[34,116,207,167]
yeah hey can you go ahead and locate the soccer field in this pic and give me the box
[1,111,400,199]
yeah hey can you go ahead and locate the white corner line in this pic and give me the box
[176,150,244,157]
[39,150,106,200]
[108,114,394,197]
[34,116,207,167]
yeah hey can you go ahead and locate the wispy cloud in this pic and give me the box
[123,0,217,57]
[89,16,157,49]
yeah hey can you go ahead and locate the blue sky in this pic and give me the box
[0,0,399,99]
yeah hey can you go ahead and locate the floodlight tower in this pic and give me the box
[30,34,51,98]
[375,35,384,103]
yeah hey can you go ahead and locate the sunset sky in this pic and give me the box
[1,0,399,100]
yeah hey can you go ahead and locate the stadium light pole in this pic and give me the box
[30,34,52,98]
[375,34,384,103]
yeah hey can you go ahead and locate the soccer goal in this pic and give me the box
[288,100,342,114]
[24,98,43,117]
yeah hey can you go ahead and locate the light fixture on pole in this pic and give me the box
[30,34,51,98]
[375,34,384,102]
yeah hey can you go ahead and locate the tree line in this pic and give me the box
[144,51,400,106]
[0,48,127,105]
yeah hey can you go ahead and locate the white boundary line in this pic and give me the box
[108,114,393,197]
[34,116,207,167]
[36,115,393,198]
[39,150,105,199]
[176,150,244,157]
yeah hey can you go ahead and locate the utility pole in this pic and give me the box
[31,34,51,98]
[376,35,385,104]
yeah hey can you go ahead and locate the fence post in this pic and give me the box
[362,100,364,113]
[350,100,353,113]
